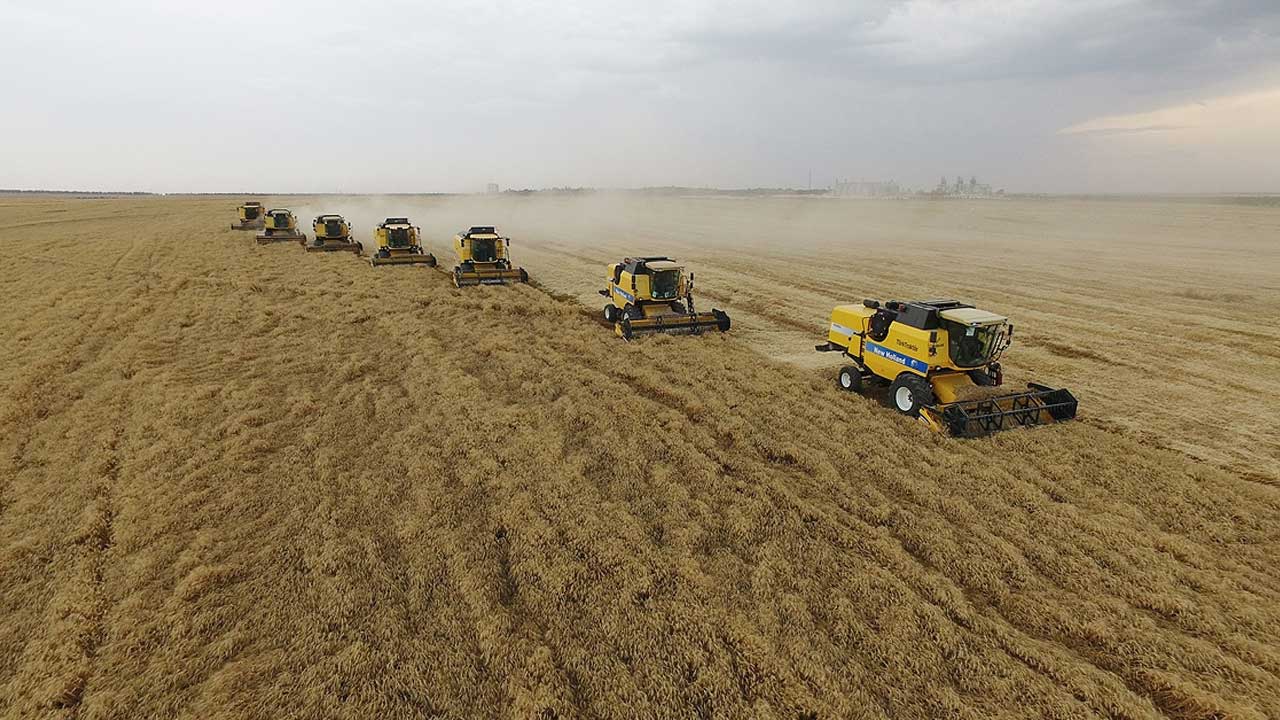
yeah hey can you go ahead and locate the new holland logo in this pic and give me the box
[614,286,635,303]
[865,341,929,373]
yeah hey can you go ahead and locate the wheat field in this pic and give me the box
[1,194,1278,719]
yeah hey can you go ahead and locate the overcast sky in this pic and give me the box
[2,0,1278,193]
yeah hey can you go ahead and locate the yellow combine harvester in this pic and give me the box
[230,201,264,230]
[369,217,436,267]
[255,209,305,244]
[816,299,1077,436]
[599,256,730,339]
[450,226,528,287]
[304,214,360,253]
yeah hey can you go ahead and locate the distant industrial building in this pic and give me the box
[486,183,500,194]
[831,179,901,197]
[935,175,996,197]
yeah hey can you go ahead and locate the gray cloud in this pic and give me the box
[1060,124,1191,136]
[1,0,1278,193]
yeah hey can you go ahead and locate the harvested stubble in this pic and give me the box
[0,195,1278,719]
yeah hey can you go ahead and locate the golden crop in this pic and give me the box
[1,194,1276,719]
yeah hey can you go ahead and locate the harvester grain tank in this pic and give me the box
[255,209,305,244]
[816,299,1077,436]
[451,226,528,286]
[369,218,436,267]
[231,201,265,230]
[304,214,360,253]
[599,256,730,339]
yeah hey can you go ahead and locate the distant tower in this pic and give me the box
[939,175,948,192]
[956,176,964,194]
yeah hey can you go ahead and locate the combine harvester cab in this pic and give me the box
[598,256,730,340]
[451,226,528,287]
[369,218,436,267]
[230,201,265,230]
[304,214,360,253]
[816,299,1077,436]
[255,209,305,244]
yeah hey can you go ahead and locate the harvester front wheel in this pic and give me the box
[838,366,862,392]
[603,305,618,323]
[713,309,731,333]
[890,373,932,416]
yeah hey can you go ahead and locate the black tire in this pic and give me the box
[623,305,642,321]
[603,304,618,323]
[620,318,633,340]
[714,309,731,333]
[889,373,934,416]
[838,366,862,392]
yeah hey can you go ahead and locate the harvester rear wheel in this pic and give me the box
[838,366,862,392]
[890,373,932,416]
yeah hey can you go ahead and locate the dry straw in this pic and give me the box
[0,195,1277,718]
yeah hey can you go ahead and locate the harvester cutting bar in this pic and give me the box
[369,251,437,267]
[303,238,361,253]
[453,267,529,287]
[933,383,1078,437]
[619,310,730,339]
[256,232,305,245]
